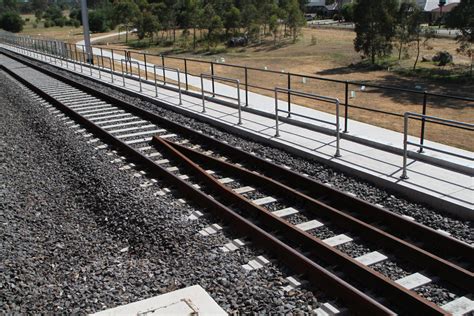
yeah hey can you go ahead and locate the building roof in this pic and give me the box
[430,2,459,12]
[416,0,460,12]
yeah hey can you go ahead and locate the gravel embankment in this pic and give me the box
[19,54,471,244]
[0,70,327,314]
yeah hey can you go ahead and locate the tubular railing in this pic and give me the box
[152,65,182,105]
[274,88,341,157]
[96,55,113,82]
[401,113,474,179]
[120,59,142,92]
[1,33,473,153]
[200,74,242,125]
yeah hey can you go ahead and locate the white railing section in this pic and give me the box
[274,88,341,158]
[401,113,474,179]
[200,74,242,125]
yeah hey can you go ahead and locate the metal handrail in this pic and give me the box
[120,59,142,92]
[274,87,341,157]
[96,55,113,82]
[200,74,242,125]
[152,65,182,105]
[401,112,474,179]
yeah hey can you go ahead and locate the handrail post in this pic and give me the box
[237,80,242,125]
[419,92,427,153]
[287,72,291,118]
[177,69,182,105]
[211,62,215,96]
[184,59,189,90]
[161,55,166,84]
[335,99,341,157]
[344,80,349,133]
[201,74,206,113]
[275,89,280,137]
[245,67,249,107]
[137,62,142,92]
[121,60,126,87]
[100,47,104,68]
[144,53,148,80]
[401,113,409,179]
[111,49,115,71]
[154,65,158,97]
[97,55,102,79]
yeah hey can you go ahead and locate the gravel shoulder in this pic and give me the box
[0,71,324,314]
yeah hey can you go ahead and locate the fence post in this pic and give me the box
[401,113,409,179]
[201,75,206,113]
[144,53,148,80]
[275,89,280,137]
[111,49,115,71]
[237,81,242,125]
[245,67,249,107]
[184,59,189,90]
[161,55,166,84]
[344,81,349,133]
[211,62,215,96]
[419,92,427,153]
[287,73,291,118]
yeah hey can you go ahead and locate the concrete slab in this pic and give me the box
[441,296,474,315]
[295,220,324,231]
[355,251,388,266]
[323,234,353,247]
[233,186,255,194]
[252,196,277,206]
[273,207,299,218]
[91,285,226,315]
[395,272,432,290]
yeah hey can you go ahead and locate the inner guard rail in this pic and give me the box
[200,74,242,125]
[401,113,474,179]
[274,88,341,158]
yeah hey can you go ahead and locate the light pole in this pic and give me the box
[81,0,93,63]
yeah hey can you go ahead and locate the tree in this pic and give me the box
[0,12,24,32]
[446,0,474,76]
[395,1,422,61]
[269,14,279,45]
[286,0,306,43]
[113,0,140,43]
[341,3,355,22]
[353,0,398,64]
[89,10,108,32]
[224,6,241,35]
[134,11,160,41]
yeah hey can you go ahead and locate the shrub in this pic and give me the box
[432,51,453,66]
[89,10,107,33]
[0,12,25,32]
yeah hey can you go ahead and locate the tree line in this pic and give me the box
[351,0,472,73]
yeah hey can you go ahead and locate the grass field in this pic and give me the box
[21,20,474,150]
[20,13,116,43]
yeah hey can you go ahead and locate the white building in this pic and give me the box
[416,0,460,12]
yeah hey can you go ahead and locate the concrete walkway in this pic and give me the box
[2,44,472,219]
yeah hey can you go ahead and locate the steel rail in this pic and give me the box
[0,58,395,316]
[162,139,474,293]
[2,49,470,271]
[151,135,448,315]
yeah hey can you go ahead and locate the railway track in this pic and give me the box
[1,50,472,315]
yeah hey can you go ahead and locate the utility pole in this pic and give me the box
[81,0,93,63]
